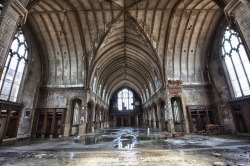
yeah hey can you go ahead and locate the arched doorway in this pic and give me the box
[70,99,82,136]
[109,87,142,127]
[171,97,184,132]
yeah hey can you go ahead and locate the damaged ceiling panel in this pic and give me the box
[27,0,223,101]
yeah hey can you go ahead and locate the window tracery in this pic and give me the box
[0,30,28,102]
[117,88,134,111]
[222,27,250,98]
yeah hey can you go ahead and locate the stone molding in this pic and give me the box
[8,0,28,26]
[224,0,250,47]
[41,84,84,90]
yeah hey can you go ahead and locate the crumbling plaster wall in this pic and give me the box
[37,89,84,108]
[182,86,215,106]
[208,18,235,133]
[17,25,42,138]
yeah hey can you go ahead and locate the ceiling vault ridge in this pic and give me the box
[88,5,165,96]
[25,0,223,100]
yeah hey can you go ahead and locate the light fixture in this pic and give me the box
[59,0,69,36]
[182,0,193,31]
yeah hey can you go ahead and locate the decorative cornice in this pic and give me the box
[0,99,24,107]
[182,83,212,90]
[41,84,84,90]
[167,79,183,87]
[224,0,241,15]
[229,95,250,103]
[9,0,28,26]
[224,0,242,29]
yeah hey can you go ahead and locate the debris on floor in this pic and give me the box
[0,127,250,166]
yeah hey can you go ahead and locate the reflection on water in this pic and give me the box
[75,127,164,149]
[118,142,135,149]
[117,133,137,149]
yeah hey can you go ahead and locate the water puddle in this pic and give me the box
[74,127,215,150]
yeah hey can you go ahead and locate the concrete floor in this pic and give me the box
[0,127,250,166]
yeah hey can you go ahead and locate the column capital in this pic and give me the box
[224,0,250,30]
[9,0,28,26]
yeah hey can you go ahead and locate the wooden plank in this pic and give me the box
[50,110,55,137]
[3,110,10,139]
[41,110,48,137]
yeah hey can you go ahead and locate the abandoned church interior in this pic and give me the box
[0,0,250,165]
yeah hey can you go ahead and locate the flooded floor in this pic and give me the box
[0,127,250,166]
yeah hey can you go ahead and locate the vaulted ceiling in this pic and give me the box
[27,0,223,101]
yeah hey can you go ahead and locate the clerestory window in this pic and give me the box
[222,27,250,98]
[117,88,134,110]
[0,30,28,102]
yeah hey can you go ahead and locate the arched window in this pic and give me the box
[117,88,134,110]
[171,98,182,122]
[102,88,106,99]
[222,27,250,98]
[0,30,28,102]
[149,80,153,96]
[92,75,97,92]
[145,88,149,99]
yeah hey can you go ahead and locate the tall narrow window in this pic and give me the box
[222,27,250,98]
[92,75,97,92]
[0,30,28,102]
[117,88,134,111]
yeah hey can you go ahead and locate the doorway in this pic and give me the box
[70,99,82,136]
[171,97,184,132]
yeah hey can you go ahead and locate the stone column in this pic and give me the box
[78,123,85,137]
[142,109,145,126]
[63,102,71,137]
[114,116,117,127]
[104,109,106,127]
[147,109,150,126]
[148,108,152,127]
[161,92,175,132]
[157,103,163,131]
[136,115,139,126]
[78,114,86,138]
[224,0,250,49]
[101,109,104,129]
[144,109,148,126]
[106,109,109,127]
[91,103,96,132]
[128,117,131,126]
[121,117,124,126]
[152,107,156,129]
[166,98,175,133]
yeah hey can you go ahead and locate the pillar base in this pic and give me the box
[159,122,163,131]
[63,124,70,137]
[78,123,86,137]
[168,121,175,133]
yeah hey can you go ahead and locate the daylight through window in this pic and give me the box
[222,27,250,98]
[117,88,134,110]
[0,30,28,102]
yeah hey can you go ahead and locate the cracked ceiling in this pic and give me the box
[27,0,223,101]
